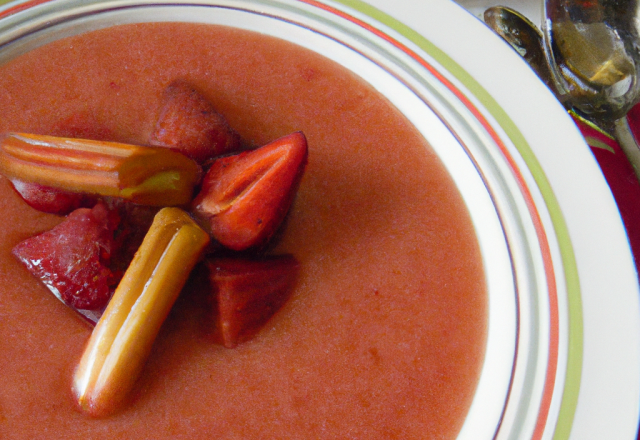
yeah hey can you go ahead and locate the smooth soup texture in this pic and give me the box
[0,23,487,439]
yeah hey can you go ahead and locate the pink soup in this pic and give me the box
[0,22,487,439]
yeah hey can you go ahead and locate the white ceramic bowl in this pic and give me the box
[0,1,638,438]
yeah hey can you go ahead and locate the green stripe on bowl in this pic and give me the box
[0,0,583,436]
[330,0,583,438]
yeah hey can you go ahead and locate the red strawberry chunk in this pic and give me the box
[192,131,308,251]
[206,255,300,348]
[149,80,241,163]
[105,199,159,276]
[10,179,96,215]
[13,201,120,314]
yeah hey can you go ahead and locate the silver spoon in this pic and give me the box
[543,0,640,120]
[484,6,567,105]
[485,5,640,179]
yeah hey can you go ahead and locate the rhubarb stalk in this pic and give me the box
[0,133,200,206]
[72,207,210,417]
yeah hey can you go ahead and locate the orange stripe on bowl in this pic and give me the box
[0,0,562,436]
[298,1,561,437]
[0,0,52,19]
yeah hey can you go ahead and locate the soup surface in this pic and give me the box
[0,22,486,439]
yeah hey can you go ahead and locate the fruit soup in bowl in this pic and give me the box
[0,1,546,438]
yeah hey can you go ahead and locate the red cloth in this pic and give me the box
[571,113,640,281]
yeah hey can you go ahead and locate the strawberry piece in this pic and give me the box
[192,131,308,251]
[149,80,241,163]
[206,255,300,348]
[107,199,159,277]
[13,201,120,314]
[9,179,96,215]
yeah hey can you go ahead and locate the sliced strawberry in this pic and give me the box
[192,131,308,251]
[205,255,300,348]
[9,179,96,215]
[149,80,241,163]
[106,199,159,277]
[13,201,120,315]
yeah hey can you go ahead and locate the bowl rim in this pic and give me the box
[0,0,638,439]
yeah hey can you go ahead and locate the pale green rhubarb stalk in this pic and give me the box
[72,207,210,417]
[0,133,200,206]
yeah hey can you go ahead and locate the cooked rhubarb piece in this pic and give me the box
[73,207,210,417]
[10,179,96,215]
[206,255,300,348]
[0,132,200,206]
[149,80,241,163]
[12,201,120,314]
[192,131,308,250]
